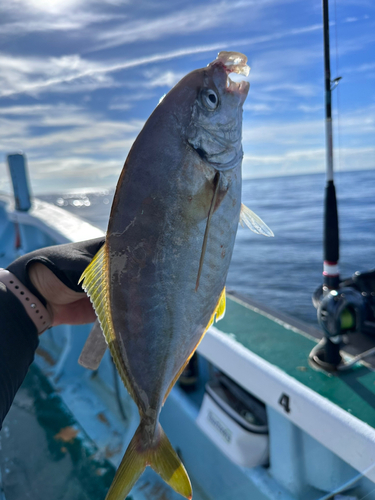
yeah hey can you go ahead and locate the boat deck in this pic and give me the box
[1,365,212,500]
[221,293,375,430]
[0,365,115,500]
[0,365,214,500]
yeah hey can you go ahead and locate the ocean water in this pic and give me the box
[39,169,375,326]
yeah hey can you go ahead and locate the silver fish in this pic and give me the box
[80,50,272,500]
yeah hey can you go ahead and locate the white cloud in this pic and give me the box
[0,0,127,36]
[243,105,375,147]
[0,13,122,34]
[6,0,91,14]
[344,61,375,74]
[0,104,58,115]
[244,103,273,114]
[0,53,118,98]
[298,104,323,113]
[92,0,277,51]
[242,146,375,178]
[242,104,375,178]
[243,118,323,146]
[0,0,127,17]
[0,20,325,99]
[28,157,125,193]
[0,102,145,192]
[108,91,159,110]
[263,82,318,97]
[143,70,186,89]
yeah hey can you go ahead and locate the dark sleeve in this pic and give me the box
[0,286,39,430]
[0,237,105,430]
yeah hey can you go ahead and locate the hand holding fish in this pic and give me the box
[6,238,105,327]
[28,262,96,326]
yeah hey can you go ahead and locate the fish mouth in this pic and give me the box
[210,51,250,99]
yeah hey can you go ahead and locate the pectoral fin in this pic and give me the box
[240,203,274,237]
[196,172,221,291]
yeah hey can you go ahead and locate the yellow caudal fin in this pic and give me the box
[150,425,192,499]
[78,245,136,402]
[105,422,192,500]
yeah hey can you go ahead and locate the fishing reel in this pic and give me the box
[310,269,375,372]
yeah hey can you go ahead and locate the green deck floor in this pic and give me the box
[219,295,375,430]
[0,365,115,500]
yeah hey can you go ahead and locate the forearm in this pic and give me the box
[0,288,39,429]
[0,237,104,429]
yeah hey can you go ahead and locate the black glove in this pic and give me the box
[7,237,105,305]
[0,237,105,429]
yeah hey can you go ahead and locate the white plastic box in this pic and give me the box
[196,376,269,468]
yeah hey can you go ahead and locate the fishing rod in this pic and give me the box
[309,0,366,371]
[314,0,343,368]
[322,0,339,293]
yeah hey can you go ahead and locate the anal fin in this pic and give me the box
[163,287,226,403]
[78,319,107,370]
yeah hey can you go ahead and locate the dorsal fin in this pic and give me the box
[79,244,136,401]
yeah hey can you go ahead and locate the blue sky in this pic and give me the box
[0,0,374,193]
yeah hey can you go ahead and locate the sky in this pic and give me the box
[0,0,374,194]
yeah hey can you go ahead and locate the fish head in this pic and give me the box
[185,51,250,172]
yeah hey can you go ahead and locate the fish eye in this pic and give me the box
[201,89,219,110]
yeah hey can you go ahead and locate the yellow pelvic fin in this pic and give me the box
[240,203,274,237]
[79,244,135,401]
[105,422,192,500]
[163,287,226,404]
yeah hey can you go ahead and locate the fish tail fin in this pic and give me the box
[150,423,192,499]
[105,422,146,500]
[105,422,192,500]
